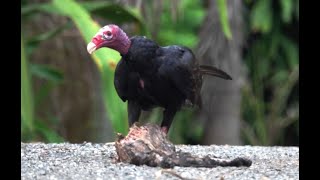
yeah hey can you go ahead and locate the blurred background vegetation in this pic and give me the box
[21,0,299,146]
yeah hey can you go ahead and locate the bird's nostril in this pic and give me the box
[92,37,100,44]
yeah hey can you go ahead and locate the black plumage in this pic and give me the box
[114,36,232,133]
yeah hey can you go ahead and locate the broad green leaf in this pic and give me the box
[184,9,205,28]
[216,0,232,39]
[34,81,55,109]
[279,35,299,69]
[52,0,120,67]
[35,119,64,142]
[21,36,34,132]
[158,30,198,48]
[180,0,205,27]
[269,32,281,59]
[250,0,272,33]
[52,0,128,134]
[158,0,204,48]
[26,21,72,55]
[258,57,269,79]
[270,70,289,85]
[30,64,64,82]
[80,1,144,31]
[21,3,65,17]
[22,1,146,34]
[280,0,294,23]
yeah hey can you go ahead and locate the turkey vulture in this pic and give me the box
[87,24,232,134]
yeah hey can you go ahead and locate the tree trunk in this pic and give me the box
[196,0,244,145]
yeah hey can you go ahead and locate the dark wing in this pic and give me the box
[156,46,196,101]
[114,59,128,102]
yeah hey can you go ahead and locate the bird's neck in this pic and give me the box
[117,29,131,55]
[121,36,160,65]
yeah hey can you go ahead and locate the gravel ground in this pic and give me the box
[21,142,299,180]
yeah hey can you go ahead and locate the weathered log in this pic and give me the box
[115,123,252,168]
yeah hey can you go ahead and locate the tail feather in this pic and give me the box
[199,65,232,80]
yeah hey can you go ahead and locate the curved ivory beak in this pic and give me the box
[87,42,97,54]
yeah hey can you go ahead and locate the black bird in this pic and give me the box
[87,24,232,134]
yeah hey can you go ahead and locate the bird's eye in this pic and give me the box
[106,31,112,36]
[102,31,113,40]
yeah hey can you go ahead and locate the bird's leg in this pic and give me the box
[161,107,178,134]
[128,101,141,127]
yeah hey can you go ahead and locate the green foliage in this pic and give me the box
[30,64,63,83]
[280,0,295,23]
[242,0,299,145]
[21,36,34,133]
[34,117,64,142]
[156,0,205,48]
[137,0,205,144]
[168,109,203,144]
[250,0,273,33]
[52,0,129,134]
[25,21,72,55]
[216,0,232,39]
[22,0,145,36]
[21,35,64,142]
[21,0,298,145]
[80,1,146,34]
[21,0,146,141]
[141,107,202,144]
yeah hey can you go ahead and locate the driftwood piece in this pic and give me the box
[115,124,252,168]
